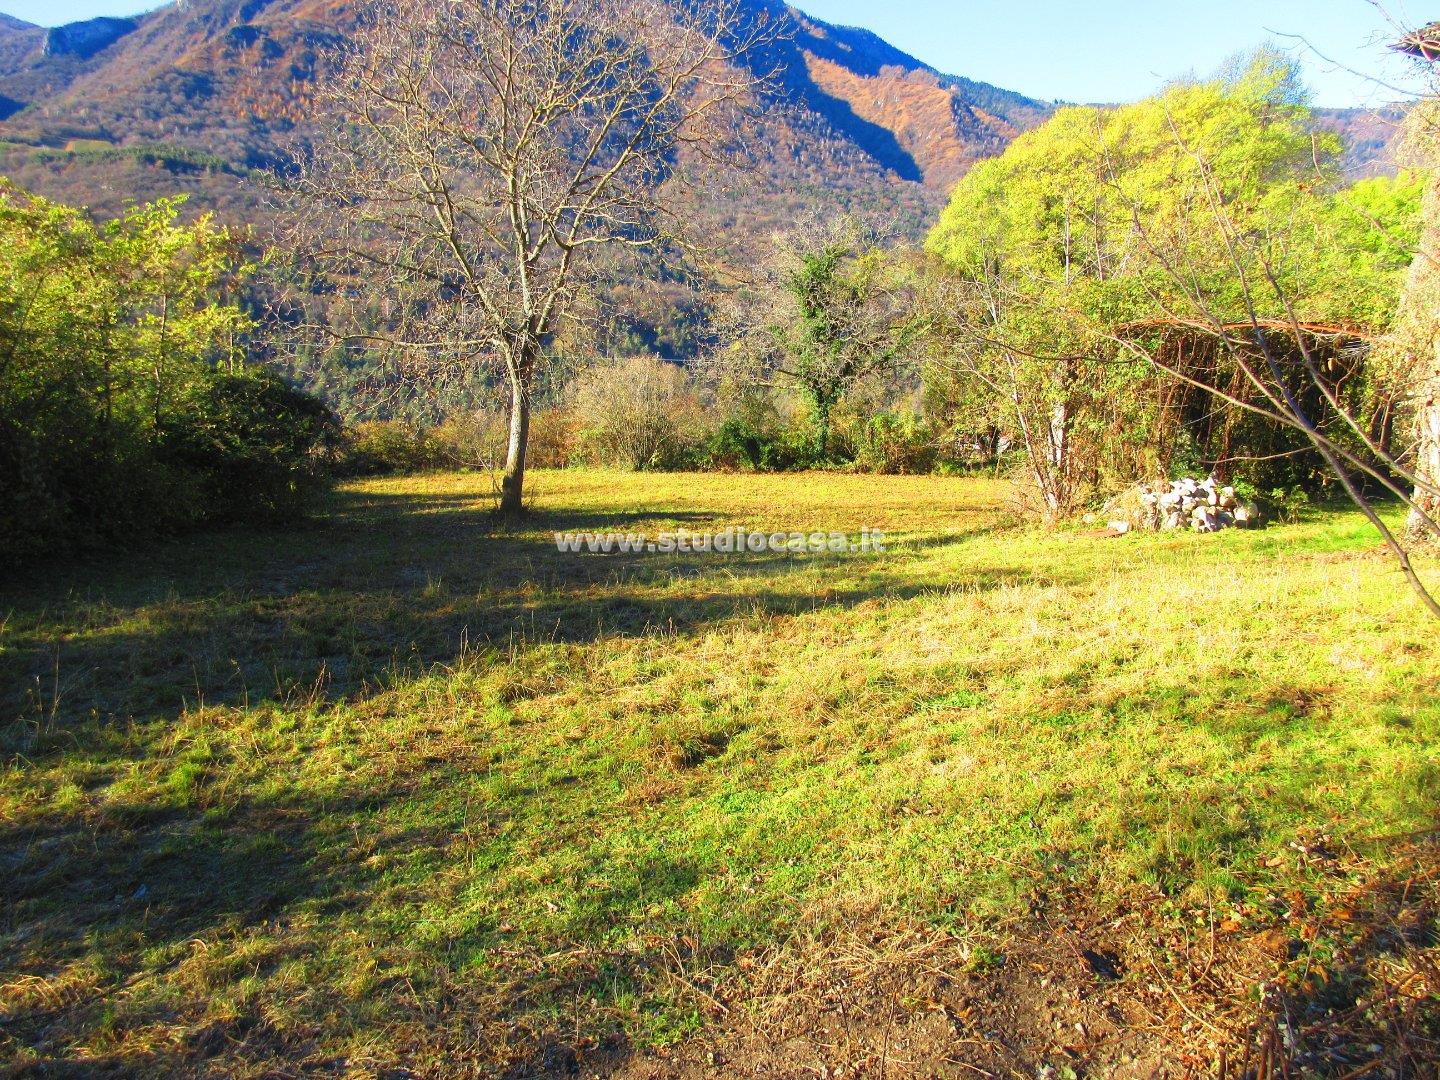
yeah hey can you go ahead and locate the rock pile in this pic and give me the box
[1107,477,1261,533]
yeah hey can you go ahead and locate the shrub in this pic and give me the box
[0,183,337,561]
[701,416,813,472]
[570,356,703,470]
[342,421,444,476]
[431,412,507,471]
[162,370,341,523]
[524,407,577,469]
[850,410,940,474]
[697,388,817,471]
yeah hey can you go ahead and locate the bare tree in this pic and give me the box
[282,0,773,512]
[917,261,1118,523]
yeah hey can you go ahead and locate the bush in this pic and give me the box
[0,368,338,560]
[342,421,444,476]
[701,417,811,471]
[340,409,574,476]
[161,370,341,523]
[570,357,704,470]
[696,388,816,471]
[0,183,338,561]
[850,410,939,474]
[431,413,507,471]
[525,407,577,469]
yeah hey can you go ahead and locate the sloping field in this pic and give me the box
[3,471,1437,1075]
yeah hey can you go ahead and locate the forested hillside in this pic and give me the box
[0,0,1061,385]
[0,0,1043,223]
[0,0,1409,394]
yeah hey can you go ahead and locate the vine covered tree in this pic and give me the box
[719,213,923,460]
[284,0,773,512]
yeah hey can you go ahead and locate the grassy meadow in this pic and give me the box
[2,470,1438,1075]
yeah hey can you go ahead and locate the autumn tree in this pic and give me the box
[926,55,1351,516]
[284,0,773,512]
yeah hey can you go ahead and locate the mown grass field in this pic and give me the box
[2,470,1438,1075]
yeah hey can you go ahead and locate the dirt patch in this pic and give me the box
[586,842,1440,1080]
[595,906,1200,1079]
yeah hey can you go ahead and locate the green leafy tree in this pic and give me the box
[925,51,1418,519]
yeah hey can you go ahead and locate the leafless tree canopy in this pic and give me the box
[281,0,774,510]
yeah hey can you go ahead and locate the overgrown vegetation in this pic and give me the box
[925,52,1424,519]
[0,182,337,560]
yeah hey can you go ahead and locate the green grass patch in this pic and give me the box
[1,470,1436,1073]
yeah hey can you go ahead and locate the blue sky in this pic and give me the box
[792,0,1419,108]
[0,0,1422,108]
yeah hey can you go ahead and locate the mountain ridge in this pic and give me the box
[0,0,1050,212]
[0,0,1400,226]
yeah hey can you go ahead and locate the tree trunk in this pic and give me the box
[500,366,531,515]
[1044,398,1070,520]
[1410,346,1440,543]
[1396,170,1440,546]
[813,397,832,462]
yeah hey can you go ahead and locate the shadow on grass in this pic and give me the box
[1,484,1431,1076]
[0,482,1048,1075]
[0,787,330,1073]
[0,747,733,1077]
[1228,829,1440,1076]
[0,486,1035,738]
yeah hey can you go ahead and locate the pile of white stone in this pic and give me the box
[1109,476,1261,534]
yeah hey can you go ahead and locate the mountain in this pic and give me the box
[769,12,1050,192]
[0,2,1405,393]
[1314,105,1410,178]
[0,1,1399,222]
[0,0,1050,222]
